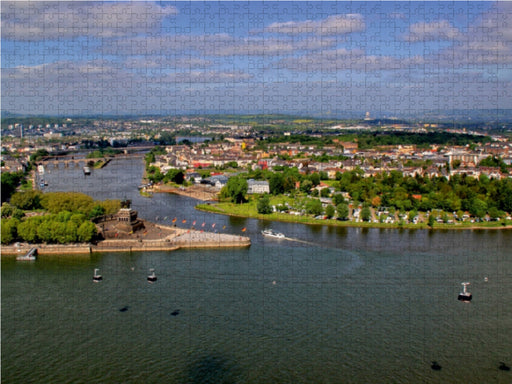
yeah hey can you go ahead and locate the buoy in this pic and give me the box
[147,268,157,283]
[93,268,102,282]
[457,282,472,302]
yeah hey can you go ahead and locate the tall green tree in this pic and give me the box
[325,204,335,218]
[257,195,272,214]
[10,190,43,210]
[17,217,41,243]
[77,221,97,242]
[336,203,349,220]
[1,218,19,244]
[1,171,24,203]
[269,173,285,195]
[306,199,323,216]
[361,206,372,222]
[223,176,248,204]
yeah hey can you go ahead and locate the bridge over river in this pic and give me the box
[37,153,144,169]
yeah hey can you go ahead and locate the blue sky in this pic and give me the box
[2,1,511,117]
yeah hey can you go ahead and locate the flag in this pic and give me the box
[222,225,226,230]
[192,221,196,226]
[172,217,177,223]
[212,223,216,228]
[182,219,186,223]
[202,222,205,227]
[241,227,246,232]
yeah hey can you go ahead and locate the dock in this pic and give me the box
[16,247,37,261]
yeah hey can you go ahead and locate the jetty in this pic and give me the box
[1,227,250,256]
[16,247,37,261]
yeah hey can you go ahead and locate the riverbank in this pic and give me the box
[196,202,512,231]
[151,184,218,201]
[1,225,251,256]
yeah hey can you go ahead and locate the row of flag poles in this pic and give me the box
[170,217,246,233]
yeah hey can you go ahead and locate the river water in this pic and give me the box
[2,158,511,383]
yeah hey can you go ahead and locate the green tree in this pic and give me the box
[29,149,49,162]
[1,218,19,244]
[428,214,435,228]
[269,173,285,195]
[41,192,95,214]
[77,221,97,242]
[10,190,43,210]
[146,166,164,183]
[164,169,185,184]
[488,207,503,221]
[257,195,272,214]
[469,198,487,219]
[1,171,24,203]
[37,220,54,243]
[223,176,248,204]
[51,221,77,243]
[89,205,106,219]
[100,200,121,215]
[336,203,349,220]
[309,173,321,186]
[300,179,313,194]
[361,206,372,222]
[306,199,323,216]
[17,217,40,242]
[70,213,86,226]
[325,204,335,218]
[1,202,13,217]
[332,193,345,206]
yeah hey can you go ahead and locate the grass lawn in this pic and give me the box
[196,197,512,230]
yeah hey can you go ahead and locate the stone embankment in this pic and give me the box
[1,226,250,256]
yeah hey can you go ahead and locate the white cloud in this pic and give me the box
[264,14,365,36]
[101,33,336,58]
[124,57,212,70]
[279,49,424,72]
[403,20,462,42]
[425,3,512,67]
[159,71,252,84]
[1,2,178,41]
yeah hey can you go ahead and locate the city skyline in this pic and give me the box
[2,1,511,117]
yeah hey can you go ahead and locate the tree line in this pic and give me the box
[219,166,512,220]
[1,191,120,245]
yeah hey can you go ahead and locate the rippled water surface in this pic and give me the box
[2,159,511,383]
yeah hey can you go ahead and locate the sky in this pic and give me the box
[1,1,512,118]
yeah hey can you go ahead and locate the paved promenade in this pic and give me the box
[1,222,250,256]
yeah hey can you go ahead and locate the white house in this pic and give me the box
[247,179,270,194]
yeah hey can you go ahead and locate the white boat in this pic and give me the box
[83,166,91,175]
[261,229,285,239]
[37,164,45,175]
